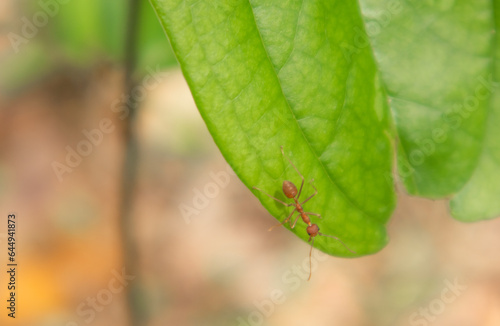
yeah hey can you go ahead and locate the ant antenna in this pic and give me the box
[307,232,356,281]
[318,233,357,254]
[308,237,315,281]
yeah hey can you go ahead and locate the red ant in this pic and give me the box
[253,146,356,280]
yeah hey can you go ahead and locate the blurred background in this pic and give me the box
[1,1,500,326]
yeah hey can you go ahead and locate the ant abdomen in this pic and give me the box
[282,180,297,198]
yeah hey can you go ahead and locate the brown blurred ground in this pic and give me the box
[0,63,500,326]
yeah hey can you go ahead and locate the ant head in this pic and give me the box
[282,180,297,198]
[306,224,319,238]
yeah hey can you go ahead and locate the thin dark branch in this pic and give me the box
[119,0,143,325]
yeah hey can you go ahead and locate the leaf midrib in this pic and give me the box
[247,0,379,222]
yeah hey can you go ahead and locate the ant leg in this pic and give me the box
[308,237,315,281]
[281,146,305,199]
[268,207,297,231]
[253,187,294,207]
[300,179,318,205]
[289,212,302,229]
[303,212,322,219]
[319,233,357,254]
[297,176,305,200]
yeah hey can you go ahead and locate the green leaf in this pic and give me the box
[359,0,491,197]
[450,3,500,222]
[150,0,395,256]
[358,1,500,221]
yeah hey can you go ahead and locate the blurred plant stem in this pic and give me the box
[119,0,143,325]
